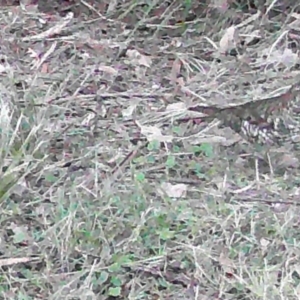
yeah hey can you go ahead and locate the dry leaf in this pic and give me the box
[170,58,182,85]
[212,0,229,13]
[126,49,152,67]
[107,0,118,13]
[219,26,239,53]
[122,104,137,117]
[41,63,49,73]
[219,251,236,277]
[0,61,10,73]
[166,102,186,112]
[160,182,187,198]
[170,38,182,48]
[12,178,28,197]
[260,238,270,252]
[98,65,119,75]
[281,48,298,68]
[272,202,289,213]
[9,223,31,244]
[262,47,298,69]
[139,124,173,142]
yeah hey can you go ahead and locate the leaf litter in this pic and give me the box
[1,1,300,299]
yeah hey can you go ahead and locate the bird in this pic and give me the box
[186,84,300,181]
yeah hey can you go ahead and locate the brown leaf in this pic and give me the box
[219,26,239,53]
[170,58,182,85]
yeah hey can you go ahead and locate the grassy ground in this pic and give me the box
[1,1,300,299]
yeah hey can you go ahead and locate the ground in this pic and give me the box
[1,1,300,299]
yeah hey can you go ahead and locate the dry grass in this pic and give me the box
[1,1,300,299]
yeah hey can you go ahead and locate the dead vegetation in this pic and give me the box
[1,0,300,299]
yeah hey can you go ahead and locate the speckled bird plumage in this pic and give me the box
[188,85,300,147]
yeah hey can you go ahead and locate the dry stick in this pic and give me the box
[100,143,145,193]
[22,12,74,41]
[0,256,39,267]
[231,197,300,207]
[145,175,203,185]
[110,142,147,178]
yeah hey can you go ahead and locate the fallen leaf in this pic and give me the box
[170,58,182,85]
[41,63,49,73]
[160,182,187,198]
[272,202,289,213]
[126,49,152,67]
[260,238,270,251]
[137,122,173,143]
[107,0,118,13]
[212,0,229,13]
[219,251,236,277]
[98,65,118,75]
[122,104,137,117]
[281,48,298,68]
[9,223,31,244]
[166,102,186,112]
[219,26,239,53]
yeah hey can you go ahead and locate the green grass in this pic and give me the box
[0,1,300,299]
